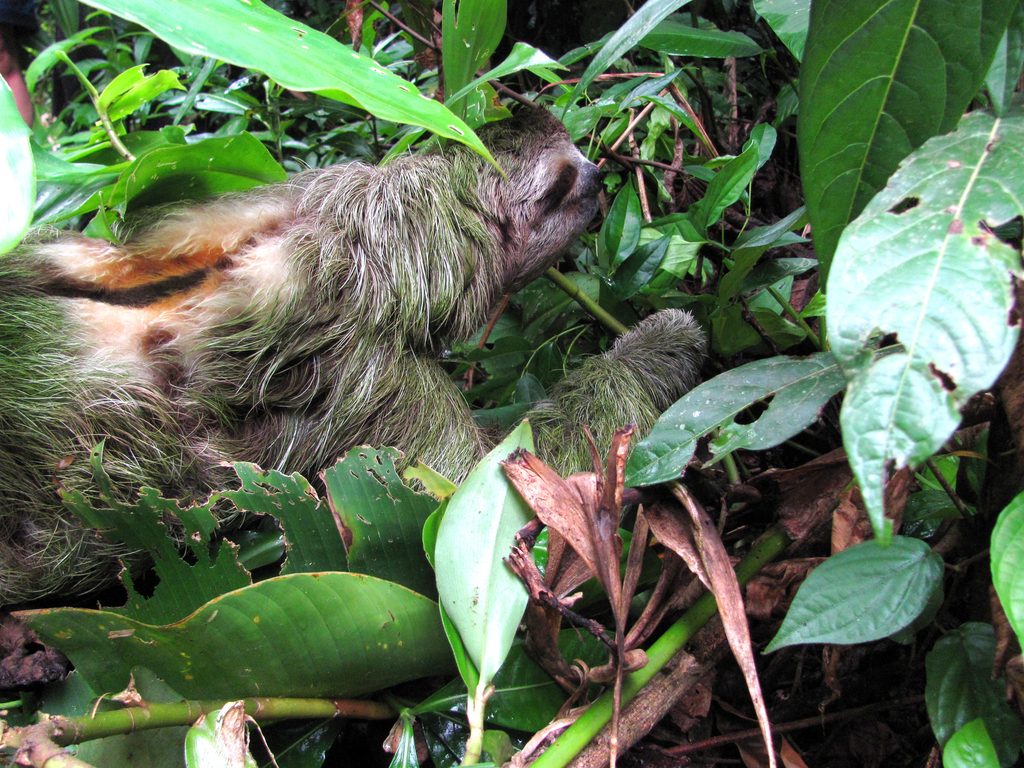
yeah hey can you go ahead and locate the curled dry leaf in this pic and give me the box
[646,484,776,768]
[744,558,822,622]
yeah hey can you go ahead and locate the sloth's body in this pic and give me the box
[0,110,704,604]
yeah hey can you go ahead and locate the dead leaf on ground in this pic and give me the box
[745,559,822,622]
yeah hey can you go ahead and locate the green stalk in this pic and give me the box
[53,51,135,162]
[529,525,791,768]
[766,285,820,350]
[545,268,628,336]
[3,697,394,749]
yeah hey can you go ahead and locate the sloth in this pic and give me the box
[0,108,705,604]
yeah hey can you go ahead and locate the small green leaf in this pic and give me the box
[435,421,534,686]
[98,65,185,122]
[599,184,642,271]
[765,537,943,652]
[567,0,694,104]
[0,75,32,255]
[926,623,1024,766]
[639,18,762,58]
[627,352,846,487]
[753,0,809,60]
[991,491,1024,644]
[943,719,1000,768]
[185,703,258,768]
[984,3,1024,116]
[687,139,760,231]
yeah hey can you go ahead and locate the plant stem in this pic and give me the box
[766,285,820,350]
[528,525,791,768]
[1,697,394,749]
[545,268,628,336]
[54,51,135,162]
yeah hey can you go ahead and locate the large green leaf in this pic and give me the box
[0,75,32,255]
[323,447,438,598]
[925,623,1024,766]
[991,491,1024,644]
[753,0,809,60]
[78,0,491,160]
[765,537,943,651]
[798,0,1017,277]
[827,111,1023,543]
[435,421,533,686]
[23,573,452,699]
[626,352,846,487]
[984,2,1024,116]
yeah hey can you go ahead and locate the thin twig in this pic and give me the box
[925,457,971,518]
[367,0,436,49]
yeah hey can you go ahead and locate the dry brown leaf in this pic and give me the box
[667,678,714,732]
[780,737,810,768]
[745,559,822,622]
[830,489,867,553]
[647,484,776,768]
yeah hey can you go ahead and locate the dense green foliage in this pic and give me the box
[0,0,1021,766]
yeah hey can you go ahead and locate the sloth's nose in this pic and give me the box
[578,161,601,198]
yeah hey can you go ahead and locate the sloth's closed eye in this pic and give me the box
[539,163,579,213]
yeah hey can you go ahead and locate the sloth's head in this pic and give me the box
[470,108,601,291]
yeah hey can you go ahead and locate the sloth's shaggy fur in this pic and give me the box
[0,109,704,604]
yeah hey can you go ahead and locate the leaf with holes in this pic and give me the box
[798,0,1018,277]
[626,353,846,487]
[827,111,1023,543]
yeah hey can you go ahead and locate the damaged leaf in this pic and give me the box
[827,112,1024,543]
[627,352,846,486]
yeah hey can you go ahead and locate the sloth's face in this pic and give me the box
[475,109,601,291]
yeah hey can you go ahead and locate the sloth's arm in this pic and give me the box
[528,309,706,474]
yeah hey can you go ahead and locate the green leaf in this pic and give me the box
[798,0,1018,277]
[435,421,534,686]
[97,65,185,122]
[78,0,492,161]
[218,463,346,575]
[62,445,250,625]
[827,111,1024,543]
[446,43,565,109]
[101,133,287,213]
[765,537,944,651]
[611,236,671,299]
[688,138,760,231]
[991,491,1024,644]
[599,184,643,271]
[388,713,420,768]
[627,352,847,487]
[943,719,1000,768]
[24,27,109,91]
[323,447,438,598]
[984,3,1024,116]
[754,0,809,60]
[639,18,762,58]
[567,0,694,104]
[185,704,258,768]
[23,573,452,699]
[926,623,1024,766]
[0,75,32,255]
[442,0,507,119]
